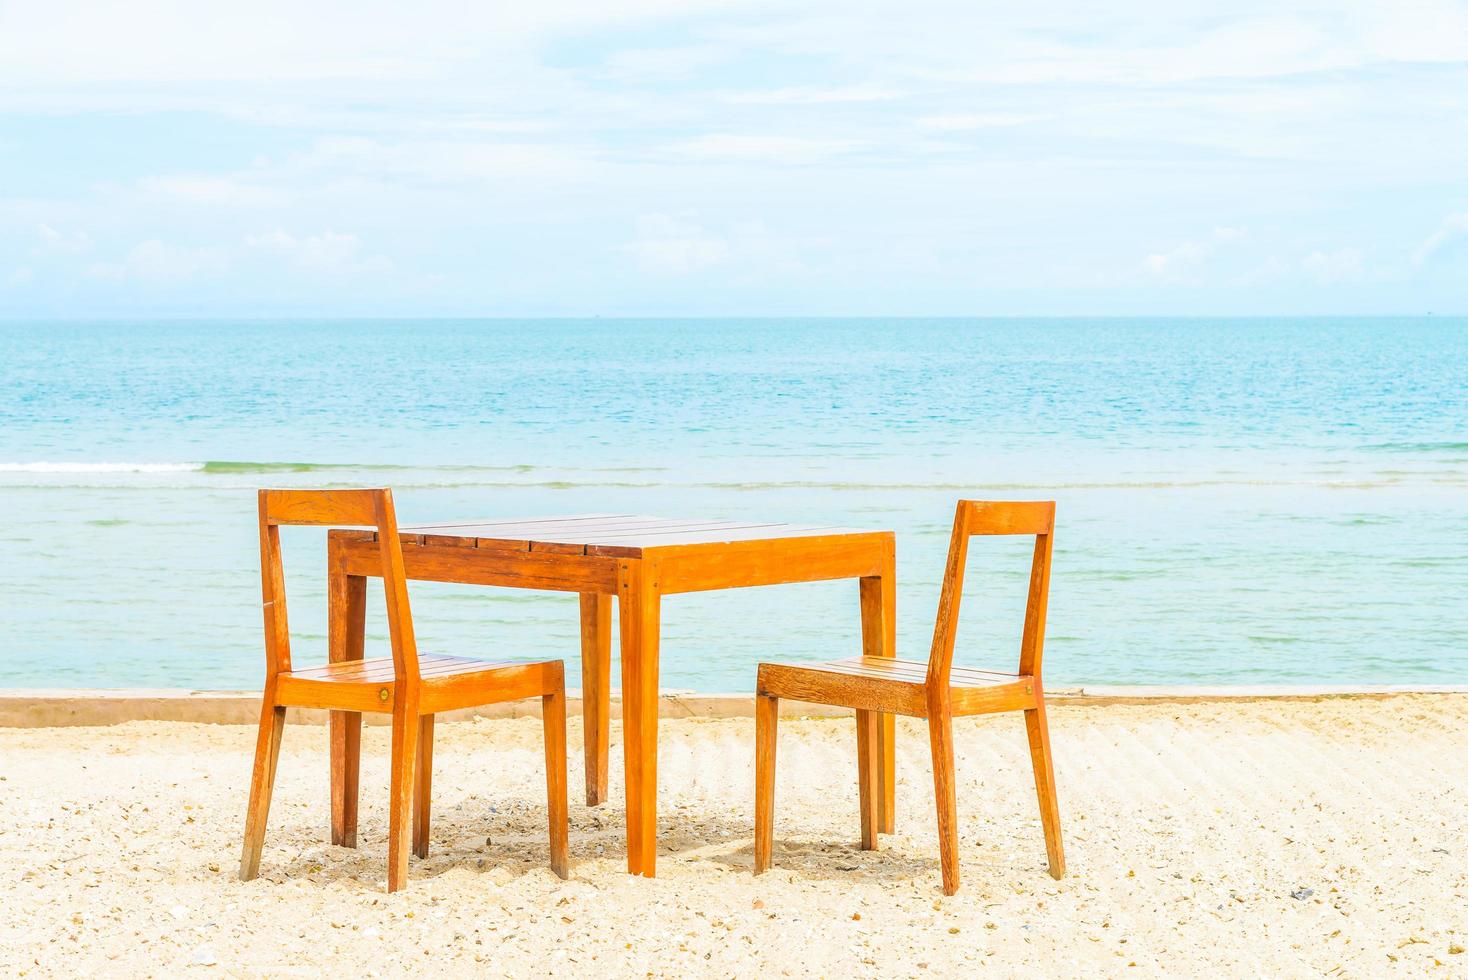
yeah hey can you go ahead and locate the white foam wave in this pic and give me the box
[0,462,203,474]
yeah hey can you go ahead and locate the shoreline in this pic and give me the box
[3,684,1465,727]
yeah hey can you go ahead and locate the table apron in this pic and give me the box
[655,536,889,594]
[336,538,620,593]
[335,535,891,595]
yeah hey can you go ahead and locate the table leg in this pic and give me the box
[617,559,661,876]
[579,592,613,805]
[328,552,366,848]
[859,540,897,834]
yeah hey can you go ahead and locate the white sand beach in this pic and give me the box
[2,695,1465,977]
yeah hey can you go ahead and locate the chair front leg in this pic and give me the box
[1025,697,1065,879]
[386,708,419,893]
[240,695,286,881]
[927,701,960,896]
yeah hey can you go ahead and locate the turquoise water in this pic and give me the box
[2,318,1465,691]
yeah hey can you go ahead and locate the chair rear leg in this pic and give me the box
[240,698,286,881]
[542,689,570,879]
[855,708,879,851]
[753,693,779,874]
[331,710,362,848]
[1024,699,1065,879]
[413,715,434,859]
[386,710,419,893]
[927,709,960,895]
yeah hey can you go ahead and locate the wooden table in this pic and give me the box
[326,514,895,877]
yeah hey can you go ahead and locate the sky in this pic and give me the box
[1,0,1466,317]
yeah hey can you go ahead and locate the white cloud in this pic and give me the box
[244,230,391,275]
[620,214,812,278]
[621,215,729,275]
[1302,247,1364,282]
[88,240,229,283]
[915,113,1048,130]
[0,1,737,88]
[601,44,734,81]
[1141,227,1249,282]
[288,136,593,183]
[81,230,391,285]
[34,223,93,256]
[720,85,903,105]
[668,134,866,163]
[1142,241,1212,279]
[1413,212,1468,265]
[5,266,34,288]
[136,175,282,205]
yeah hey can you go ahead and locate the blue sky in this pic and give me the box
[1,0,1466,316]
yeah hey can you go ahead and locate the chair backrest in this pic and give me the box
[257,488,419,683]
[926,500,1056,689]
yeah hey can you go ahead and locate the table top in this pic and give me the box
[336,513,888,559]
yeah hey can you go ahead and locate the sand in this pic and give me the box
[1,695,1465,977]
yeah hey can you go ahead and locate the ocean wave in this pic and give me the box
[0,459,677,476]
[200,460,668,474]
[1362,441,1468,453]
[0,460,529,475]
[0,462,202,473]
[201,461,409,474]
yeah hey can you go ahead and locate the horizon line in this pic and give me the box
[1,313,1464,323]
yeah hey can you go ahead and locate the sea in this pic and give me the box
[2,317,1465,691]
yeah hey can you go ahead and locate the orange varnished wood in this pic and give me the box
[859,535,897,833]
[753,693,778,874]
[274,655,562,715]
[542,681,571,878]
[656,534,888,593]
[754,500,1063,895]
[364,516,882,564]
[617,557,661,876]
[328,554,365,849]
[757,658,1035,717]
[241,488,569,893]
[336,536,619,594]
[327,511,896,879]
[854,708,879,851]
[413,714,434,859]
[579,593,612,806]
[260,488,380,527]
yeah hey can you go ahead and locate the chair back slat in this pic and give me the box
[960,499,1055,536]
[256,488,419,684]
[926,500,1056,688]
[260,488,381,527]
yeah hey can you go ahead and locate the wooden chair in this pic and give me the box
[754,499,1063,895]
[239,488,569,892]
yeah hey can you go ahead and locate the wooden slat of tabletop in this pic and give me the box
[342,515,886,559]
[402,513,630,531]
[524,520,779,553]
[400,515,651,550]
[412,514,648,544]
[582,524,875,557]
[464,516,673,551]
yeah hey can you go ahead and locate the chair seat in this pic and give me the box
[757,656,1037,717]
[276,653,563,715]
